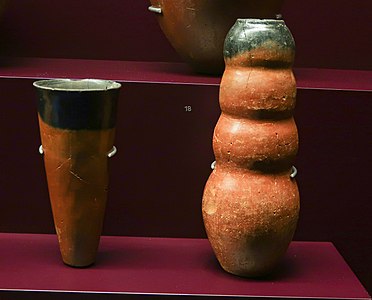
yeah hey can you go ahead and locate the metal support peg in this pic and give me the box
[290,166,298,179]
[148,5,162,14]
[39,145,117,158]
[107,146,117,158]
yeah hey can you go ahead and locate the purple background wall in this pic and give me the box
[0,0,371,69]
[0,0,371,295]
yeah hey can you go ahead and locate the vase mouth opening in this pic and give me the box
[236,18,284,25]
[33,79,121,92]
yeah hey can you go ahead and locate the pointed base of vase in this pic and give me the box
[63,260,96,268]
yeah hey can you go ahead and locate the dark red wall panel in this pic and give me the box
[0,0,371,69]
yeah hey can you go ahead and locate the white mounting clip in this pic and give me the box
[290,166,298,179]
[148,5,162,14]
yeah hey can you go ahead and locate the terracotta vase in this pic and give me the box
[148,0,285,74]
[202,19,299,277]
[34,79,121,267]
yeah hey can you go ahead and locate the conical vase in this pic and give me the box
[202,19,299,277]
[34,79,121,267]
[149,0,285,74]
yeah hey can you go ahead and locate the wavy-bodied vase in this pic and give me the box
[149,0,285,74]
[202,19,299,277]
[34,79,121,267]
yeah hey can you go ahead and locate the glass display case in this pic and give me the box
[0,1,371,299]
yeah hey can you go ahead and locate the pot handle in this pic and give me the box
[148,5,162,14]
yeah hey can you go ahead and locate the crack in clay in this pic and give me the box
[55,157,72,171]
[245,69,253,90]
[278,141,294,148]
[69,170,89,184]
[65,133,90,183]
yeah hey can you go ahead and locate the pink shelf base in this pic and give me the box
[0,57,220,86]
[0,233,370,299]
[0,57,371,91]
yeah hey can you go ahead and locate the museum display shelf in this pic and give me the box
[0,1,371,297]
[0,57,371,298]
[0,233,370,299]
[0,57,371,91]
[0,0,370,298]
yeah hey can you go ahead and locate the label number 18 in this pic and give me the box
[184,105,192,112]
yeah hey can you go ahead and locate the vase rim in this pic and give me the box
[33,79,121,92]
[236,18,285,24]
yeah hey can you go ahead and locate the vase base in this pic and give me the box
[63,260,96,268]
[219,263,279,278]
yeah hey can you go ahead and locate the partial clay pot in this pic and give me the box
[34,79,121,267]
[148,0,285,74]
[202,19,299,277]
[0,0,7,14]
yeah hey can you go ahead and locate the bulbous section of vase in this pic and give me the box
[202,167,299,277]
[149,0,285,74]
[213,114,298,172]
